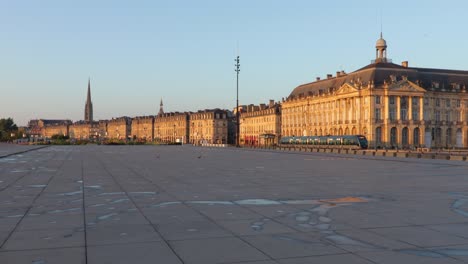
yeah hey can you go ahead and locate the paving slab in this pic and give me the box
[87,241,182,264]
[170,237,269,264]
[0,247,85,264]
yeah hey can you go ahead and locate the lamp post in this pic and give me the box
[235,55,240,147]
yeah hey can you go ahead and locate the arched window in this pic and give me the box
[390,127,397,146]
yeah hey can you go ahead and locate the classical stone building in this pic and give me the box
[282,34,468,149]
[240,100,281,146]
[27,119,72,138]
[69,121,98,139]
[189,109,229,144]
[155,112,189,143]
[43,124,70,138]
[131,116,155,141]
[107,117,132,140]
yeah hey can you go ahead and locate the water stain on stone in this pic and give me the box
[129,192,157,195]
[325,234,377,248]
[235,199,282,205]
[99,192,125,196]
[97,213,118,220]
[435,248,468,256]
[110,199,129,204]
[151,202,181,208]
[188,201,234,205]
[58,191,82,196]
[397,249,445,258]
[48,208,81,214]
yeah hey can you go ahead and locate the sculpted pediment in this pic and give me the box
[388,80,426,93]
[335,83,359,95]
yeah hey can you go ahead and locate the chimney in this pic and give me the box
[269,99,274,107]
[336,71,341,77]
[316,77,321,81]
[327,74,333,79]
[341,70,345,75]
[402,61,408,68]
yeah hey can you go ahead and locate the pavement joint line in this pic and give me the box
[0,145,49,159]
[91,150,187,264]
[80,154,89,264]
[0,245,85,253]
[0,150,70,250]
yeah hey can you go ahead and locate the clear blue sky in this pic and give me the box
[2,0,468,126]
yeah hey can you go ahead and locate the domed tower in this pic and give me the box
[375,32,387,63]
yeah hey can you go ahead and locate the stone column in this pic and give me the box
[419,97,424,121]
[408,96,413,120]
[396,96,401,121]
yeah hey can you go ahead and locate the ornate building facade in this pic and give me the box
[240,100,281,146]
[189,109,229,144]
[282,34,468,149]
[155,112,189,143]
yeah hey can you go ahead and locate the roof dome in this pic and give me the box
[376,33,387,48]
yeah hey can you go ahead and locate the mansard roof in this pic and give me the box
[289,61,468,98]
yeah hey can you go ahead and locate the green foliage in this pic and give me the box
[51,134,70,140]
[0,118,18,142]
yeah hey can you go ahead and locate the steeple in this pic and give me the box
[84,78,93,122]
[158,98,164,116]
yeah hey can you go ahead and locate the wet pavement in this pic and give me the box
[1,145,468,264]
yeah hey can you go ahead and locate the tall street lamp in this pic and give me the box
[235,55,240,147]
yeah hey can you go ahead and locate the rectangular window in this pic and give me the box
[446,111,451,122]
[446,99,451,107]
[424,110,430,120]
[424,98,429,105]
[374,108,381,120]
[375,96,381,104]
[436,98,440,107]
[412,107,419,120]
[400,109,407,121]
[389,108,396,121]
[389,96,395,105]
[435,111,440,122]
[457,100,461,108]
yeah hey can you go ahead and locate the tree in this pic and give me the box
[0,118,18,142]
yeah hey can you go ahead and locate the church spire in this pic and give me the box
[158,98,164,116]
[84,78,93,122]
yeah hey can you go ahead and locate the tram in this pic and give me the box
[279,135,368,149]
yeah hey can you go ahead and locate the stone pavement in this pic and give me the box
[1,145,468,264]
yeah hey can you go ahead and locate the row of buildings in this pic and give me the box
[27,34,468,149]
